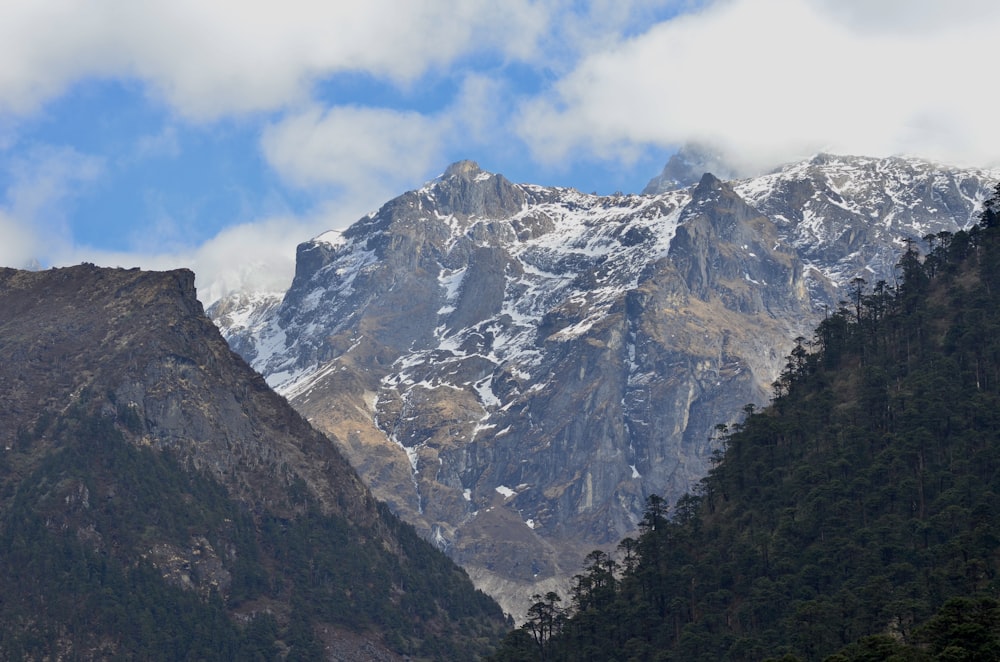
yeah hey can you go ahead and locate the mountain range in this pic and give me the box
[491,180,1000,661]
[210,152,999,616]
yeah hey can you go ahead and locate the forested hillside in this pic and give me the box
[491,184,1000,661]
[0,265,507,660]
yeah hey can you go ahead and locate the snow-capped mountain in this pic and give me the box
[210,154,998,615]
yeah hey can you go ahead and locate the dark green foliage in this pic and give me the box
[0,401,505,659]
[913,597,1000,660]
[0,419,251,659]
[493,189,1000,660]
[260,503,504,658]
[827,597,1000,661]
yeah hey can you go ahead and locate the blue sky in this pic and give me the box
[1,0,998,304]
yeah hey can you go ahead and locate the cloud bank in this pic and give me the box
[0,0,554,300]
[1,0,997,304]
[517,0,1000,175]
[0,0,547,118]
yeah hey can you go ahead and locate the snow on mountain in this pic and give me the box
[210,154,998,616]
[735,153,997,290]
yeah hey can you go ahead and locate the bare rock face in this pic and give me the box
[212,155,998,617]
[0,265,372,521]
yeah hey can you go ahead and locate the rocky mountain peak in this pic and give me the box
[443,159,483,179]
[430,160,526,219]
[0,264,508,658]
[670,174,804,313]
[211,154,998,618]
[734,153,1000,288]
[0,264,372,520]
[692,171,724,197]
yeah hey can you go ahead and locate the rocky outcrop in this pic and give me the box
[671,173,805,312]
[212,155,999,617]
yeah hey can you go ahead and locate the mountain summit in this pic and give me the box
[212,155,998,615]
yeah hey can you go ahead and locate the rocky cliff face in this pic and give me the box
[0,265,370,520]
[0,264,506,658]
[211,155,998,616]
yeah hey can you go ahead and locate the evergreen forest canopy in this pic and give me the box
[0,405,506,660]
[492,184,1000,661]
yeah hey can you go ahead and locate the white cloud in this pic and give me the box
[0,145,103,268]
[517,0,1000,174]
[0,0,548,119]
[809,0,1000,35]
[0,140,339,304]
[186,198,393,305]
[46,193,385,307]
[188,217,320,304]
[261,105,445,194]
[449,75,511,148]
[52,213,321,306]
[259,67,543,194]
[537,0,707,66]
[0,211,42,269]
[187,194,389,305]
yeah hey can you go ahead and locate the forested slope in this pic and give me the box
[0,265,507,660]
[492,185,1000,661]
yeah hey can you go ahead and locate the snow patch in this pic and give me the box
[474,377,501,409]
[314,230,346,247]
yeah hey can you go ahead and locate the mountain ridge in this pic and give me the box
[0,263,507,659]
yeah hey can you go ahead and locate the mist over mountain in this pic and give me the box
[642,144,741,194]
[211,153,998,616]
